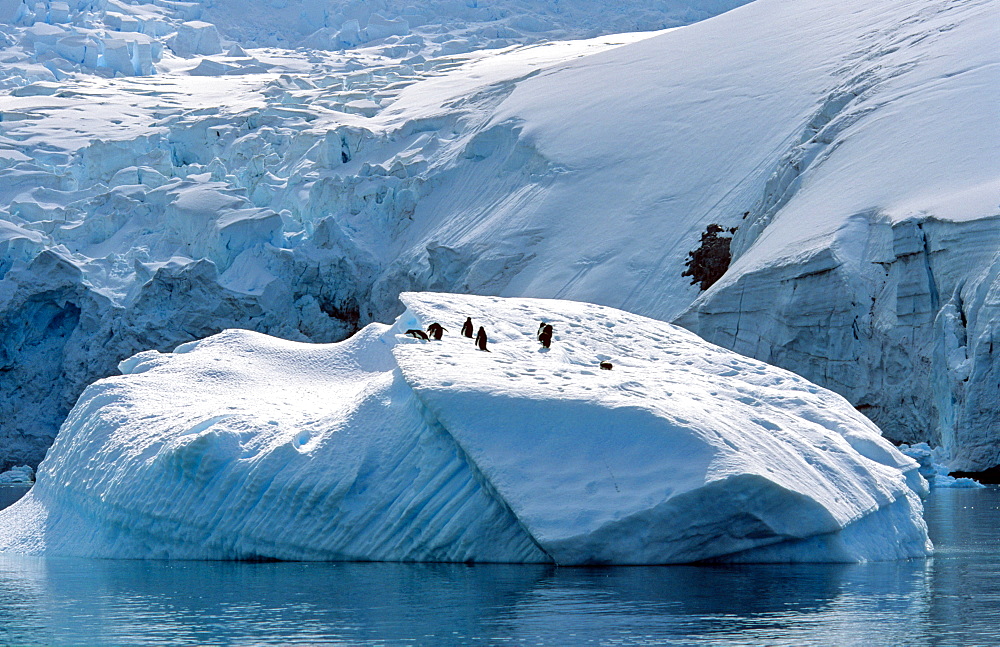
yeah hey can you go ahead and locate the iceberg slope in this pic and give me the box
[0,293,930,563]
[0,323,547,562]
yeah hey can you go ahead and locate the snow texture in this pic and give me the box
[0,293,931,564]
[0,0,997,473]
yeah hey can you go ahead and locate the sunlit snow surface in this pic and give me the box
[0,293,931,563]
[1,0,997,473]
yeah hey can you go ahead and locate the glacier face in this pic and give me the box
[0,0,997,472]
[680,217,1000,471]
[674,0,1000,469]
[0,293,931,563]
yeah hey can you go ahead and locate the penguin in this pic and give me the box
[600,361,613,370]
[405,329,429,340]
[536,321,548,340]
[538,324,553,349]
[475,326,490,352]
[427,323,447,340]
[461,317,474,338]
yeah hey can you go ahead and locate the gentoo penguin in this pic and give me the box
[405,329,429,340]
[461,317,474,338]
[600,361,613,370]
[427,323,447,340]
[475,326,490,352]
[538,324,553,349]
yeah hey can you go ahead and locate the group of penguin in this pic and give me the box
[404,317,614,370]
[404,317,494,351]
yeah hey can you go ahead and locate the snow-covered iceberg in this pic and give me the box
[0,293,931,564]
[1,0,996,474]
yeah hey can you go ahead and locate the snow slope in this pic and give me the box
[0,0,749,470]
[0,293,931,563]
[0,0,996,471]
[675,0,1000,468]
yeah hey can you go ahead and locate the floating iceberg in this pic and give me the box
[0,294,931,563]
[898,443,984,489]
[0,464,32,484]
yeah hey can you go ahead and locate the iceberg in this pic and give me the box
[0,464,32,484]
[898,442,984,490]
[0,293,931,564]
[1,0,994,475]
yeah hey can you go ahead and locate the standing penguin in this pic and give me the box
[475,326,490,352]
[538,323,553,349]
[461,317,474,338]
[427,323,447,340]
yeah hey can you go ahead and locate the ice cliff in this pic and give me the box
[0,293,931,563]
[0,0,996,473]
[674,0,999,470]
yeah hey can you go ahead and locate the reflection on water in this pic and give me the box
[0,488,997,646]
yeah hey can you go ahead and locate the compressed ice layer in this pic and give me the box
[170,21,222,57]
[0,293,931,563]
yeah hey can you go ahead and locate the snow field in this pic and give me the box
[0,0,996,475]
[0,293,931,563]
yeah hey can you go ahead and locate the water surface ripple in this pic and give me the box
[0,487,997,646]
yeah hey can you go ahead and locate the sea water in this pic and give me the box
[0,487,997,646]
[0,484,30,510]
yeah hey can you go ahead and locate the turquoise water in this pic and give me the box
[0,487,997,646]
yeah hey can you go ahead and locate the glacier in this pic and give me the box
[0,293,932,564]
[0,0,753,470]
[0,0,997,475]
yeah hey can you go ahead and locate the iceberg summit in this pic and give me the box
[0,293,931,564]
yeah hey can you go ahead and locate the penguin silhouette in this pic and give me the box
[475,326,490,352]
[427,323,447,340]
[538,324,553,349]
[405,329,429,340]
[461,317,474,338]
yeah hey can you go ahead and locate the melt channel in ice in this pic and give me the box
[0,293,932,564]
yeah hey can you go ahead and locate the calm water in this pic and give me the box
[0,487,997,646]
[0,485,30,511]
